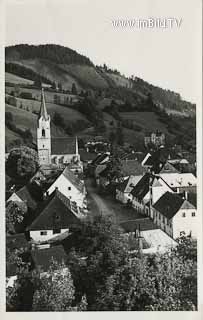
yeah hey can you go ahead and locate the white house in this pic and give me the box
[152,191,198,239]
[46,166,86,209]
[159,173,197,193]
[116,175,143,204]
[27,189,83,242]
[130,173,174,216]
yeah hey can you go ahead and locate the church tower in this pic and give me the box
[37,88,51,165]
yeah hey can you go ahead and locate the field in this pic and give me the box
[60,64,109,89]
[5,104,67,143]
[5,93,89,125]
[5,72,34,85]
[6,86,71,103]
[119,112,168,133]
[6,59,83,91]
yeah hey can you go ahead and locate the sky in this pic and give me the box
[5,0,202,103]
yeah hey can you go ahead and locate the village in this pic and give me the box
[5,88,198,292]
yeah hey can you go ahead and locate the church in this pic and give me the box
[37,88,83,172]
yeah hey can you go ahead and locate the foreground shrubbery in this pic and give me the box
[6,216,197,311]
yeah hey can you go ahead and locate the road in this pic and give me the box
[85,178,115,217]
[85,178,144,224]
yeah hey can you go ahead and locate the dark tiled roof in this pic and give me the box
[153,191,195,219]
[31,245,68,272]
[51,137,76,155]
[79,149,97,162]
[116,177,130,192]
[7,233,29,252]
[62,167,84,193]
[27,190,80,231]
[144,148,170,173]
[120,160,147,176]
[130,173,151,200]
[91,153,109,166]
[159,161,179,173]
[16,185,38,210]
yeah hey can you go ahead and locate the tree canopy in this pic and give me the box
[6,146,39,184]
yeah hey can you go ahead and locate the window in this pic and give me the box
[192,212,196,217]
[53,228,61,234]
[182,212,186,218]
[42,129,45,137]
[68,187,71,190]
[40,231,47,236]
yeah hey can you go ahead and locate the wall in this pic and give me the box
[116,189,133,204]
[47,174,85,208]
[152,208,173,237]
[173,208,198,239]
[30,228,69,242]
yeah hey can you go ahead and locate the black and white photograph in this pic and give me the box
[1,0,202,315]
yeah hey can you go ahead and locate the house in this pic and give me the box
[120,159,148,177]
[130,173,174,216]
[27,189,83,242]
[97,159,147,188]
[7,183,41,212]
[152,191,198,239]
[144,131,165,147]
[37,88,82,172]
[141,147,169,173]
[116,175,143,204]
[46,166,87,209]
[159,161,180,174]
[159,172,197,193]
[79,149,97,169]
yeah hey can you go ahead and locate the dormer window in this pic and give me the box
[42,129,45,137]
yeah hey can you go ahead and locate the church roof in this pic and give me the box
[39,88,49,121]
[51,137,76,155]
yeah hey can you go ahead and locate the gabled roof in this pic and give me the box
[142,148,170,173]
[31,245,68,272]
[159,161,179,174]
[16,184,39,210]
[51,137,76,155]
[117,175,143,193]
[130,173,151,200]
[79,149,97,162]
[91,153,109,166]
[159,173,197,189]
[27,190,80,231]
[62,167,84,193]
[120,159,147,177]
[153,191,195,219]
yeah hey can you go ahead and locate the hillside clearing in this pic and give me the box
[119,111,168,133]
[5,72,34,85]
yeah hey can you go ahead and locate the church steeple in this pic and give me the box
[37,88,51,165]
[39,88,49,120]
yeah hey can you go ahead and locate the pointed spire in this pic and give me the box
[39,88,49,120]
[75,136,79,155]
